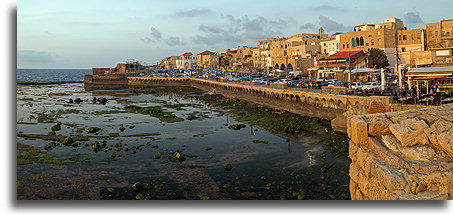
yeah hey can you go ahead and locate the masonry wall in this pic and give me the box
[348,104,452,200]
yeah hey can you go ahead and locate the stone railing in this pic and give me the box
[348,104,452,200]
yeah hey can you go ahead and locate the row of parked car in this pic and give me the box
[251,78,382,90]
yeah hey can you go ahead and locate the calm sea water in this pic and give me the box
[17,69,91,83]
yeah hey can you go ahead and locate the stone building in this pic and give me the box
[340,18,417,66]
[397,29,426,65]
[196,50,219,69]
[320,33,341,56]
[176,52,197,70]
[270,29,328,73]
[256,37,282,72]
[424,19,452,64]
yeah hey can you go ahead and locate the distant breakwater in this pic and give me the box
[17,81,84,85]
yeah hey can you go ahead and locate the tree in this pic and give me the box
[368,48,389,69]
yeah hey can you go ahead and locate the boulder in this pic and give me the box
[389,118,429,147]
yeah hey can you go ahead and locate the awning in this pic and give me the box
[350,68,380,73]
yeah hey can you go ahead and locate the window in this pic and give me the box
[401,48,406,52]
[403,35,407,40]
[347,43,349,48]
[411,34,414,40]
[371,39,374,46]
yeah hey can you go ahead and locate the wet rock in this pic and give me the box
[228,124,246,130]
[110,152,117,158]
[59,137,77,147]
[51,123,62,131]
[131,182,144,192]
[174,152,186,162]
[98,97,108,105]
[91,142,101,152]
[67,99,73,103]
[88,127,101,133]
[91,97,97,103]
[186,115,198,121]
[74,98,83,104]
[119,124,125,131]
[224,164,233,171]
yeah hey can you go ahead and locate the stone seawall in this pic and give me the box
[348,104,452,200]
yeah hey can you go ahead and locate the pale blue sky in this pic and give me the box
[17,0,452,69]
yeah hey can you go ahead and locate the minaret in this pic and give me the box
[318,27,325,36]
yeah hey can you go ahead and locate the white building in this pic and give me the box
[354,24,375,32]
[176,52,197,69]
[320,33,341,56]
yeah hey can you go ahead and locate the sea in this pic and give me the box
[16,68,91,83]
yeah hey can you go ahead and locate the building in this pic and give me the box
[158,56,179,69]
[320,33,341,56]
[256,37,282,72]
[176,52,197,69]
[340,18,417,66]
[270,29,328,73]
[424,19,452,65]
[355,24,375,32]
[197,50,219,69]
[397,29,426,65]
[316,50,370,81]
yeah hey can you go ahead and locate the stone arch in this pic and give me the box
[321,98,328,107]
[280,64,286,71]
[315,97,321,106]
[287,63,293,71]
[360,37,364,46]
[337,100,345,110]
[275,64,280,69]
[352,38,356,47]
[307,96,313,104]
[329,99,337,109]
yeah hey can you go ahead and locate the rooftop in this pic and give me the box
[320,50,363,60]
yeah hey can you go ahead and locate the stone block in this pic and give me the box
[373,166,407,191]
[381,134,402,152]
[397,191,450,200]
[349,140,358,157]
[437,131,452,157]
[389,118,429,147]
[367,116,391,137]
[348,116,368,146]
[401,146,437,162]
[355,147,369,170]
[349,163,360,183]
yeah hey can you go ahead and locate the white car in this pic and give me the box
[362,82,381,90]
[349,82,364,90]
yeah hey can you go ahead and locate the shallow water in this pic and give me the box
[16,83,350,200]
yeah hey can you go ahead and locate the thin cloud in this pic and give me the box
[166,37,185,46]
[318,16,353,33]
[313,5,337,11]
[404,12,424,28]
[176,8,215,17]
[141,27,163,43]
[300,23,316,30]
[192,14,286,47]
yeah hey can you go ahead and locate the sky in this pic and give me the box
[17,0,452,69]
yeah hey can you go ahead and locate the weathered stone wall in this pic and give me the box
[348,104,452,200]
[84,75,128,85]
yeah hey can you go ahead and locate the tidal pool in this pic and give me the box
[17,83,350,200]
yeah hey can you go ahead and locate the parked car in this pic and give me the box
[362,82,381,90]
[349,82,364,90]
